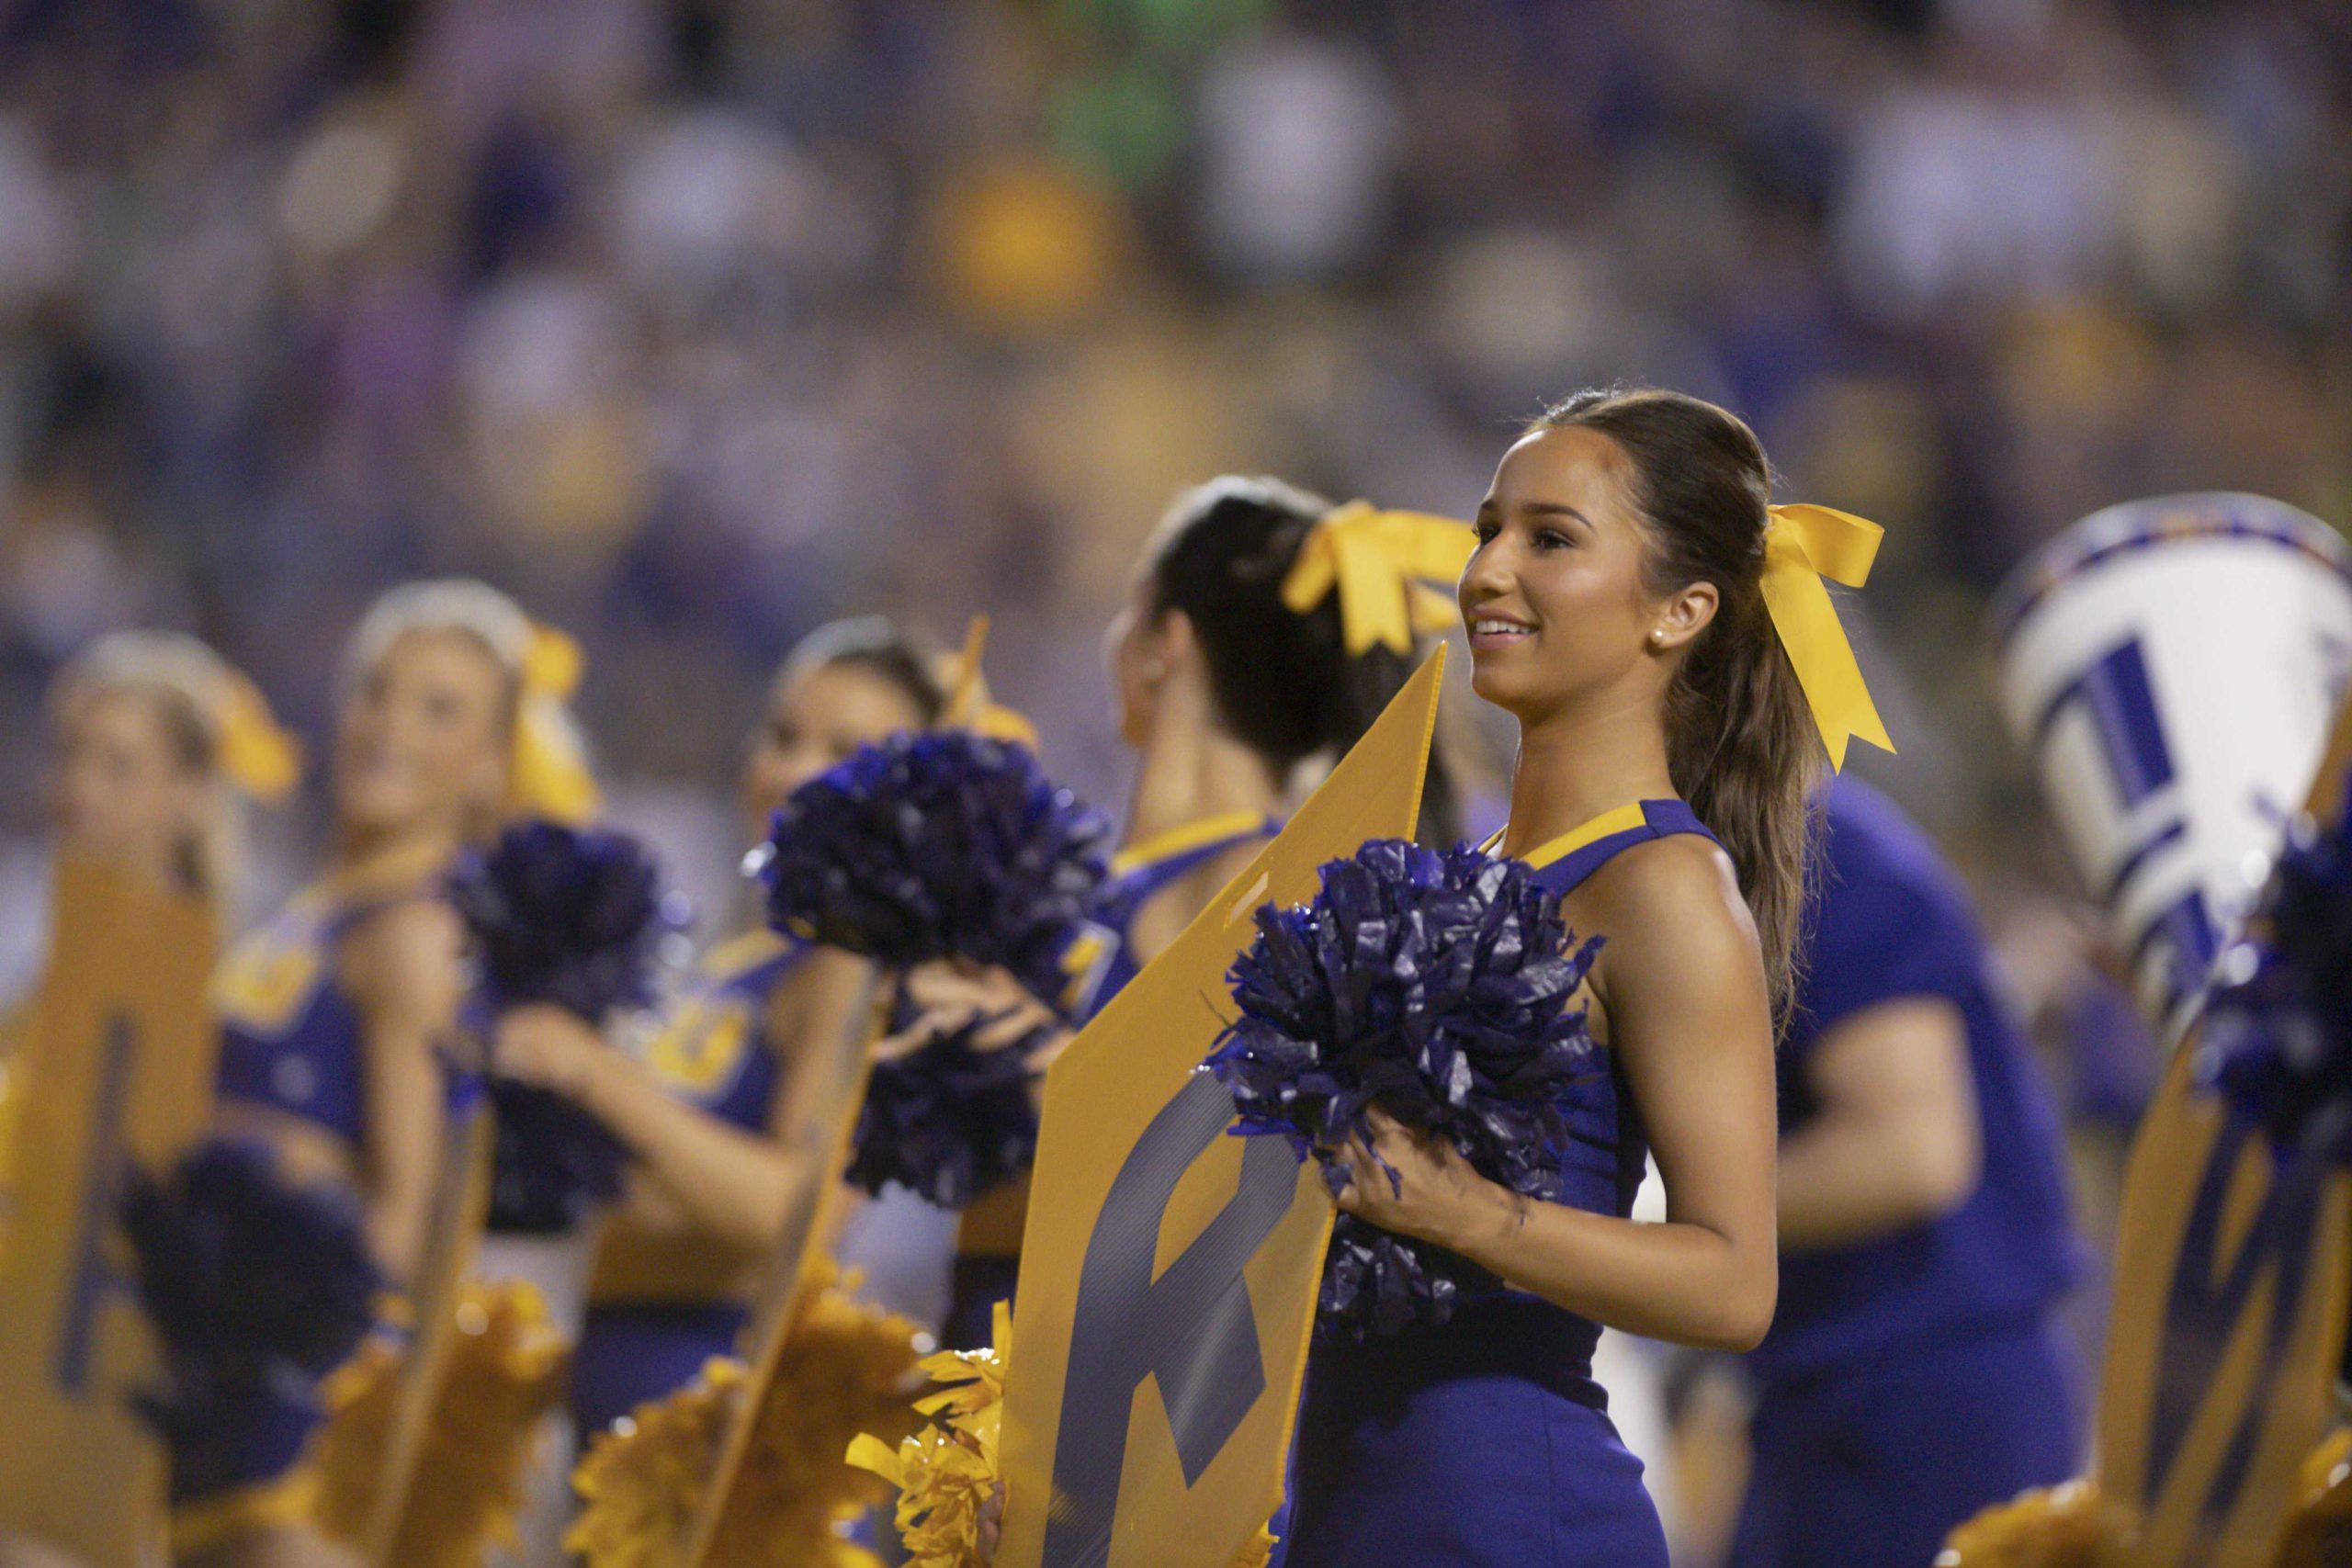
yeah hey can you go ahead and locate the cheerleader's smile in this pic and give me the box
[1467,611,1537,653]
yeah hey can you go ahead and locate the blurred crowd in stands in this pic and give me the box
[2,0,2346,1262]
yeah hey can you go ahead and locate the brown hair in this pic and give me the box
[1534,389,1821,1015]
[1143,475,1461,848]
[777,615,948,728]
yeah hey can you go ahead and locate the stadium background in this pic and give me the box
[0,0,2346,1556]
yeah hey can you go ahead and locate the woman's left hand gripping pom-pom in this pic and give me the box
[1329,1107,1502,1242]
[1205,839,1602,1337]
[754,731,1112,1206]
[450,818,681,1234]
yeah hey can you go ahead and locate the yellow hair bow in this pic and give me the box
[940,615,1041,748]
[213,669,302,805]
[509,623,602,824]
[1760,503,1895,771]
[1280,502,1476,658]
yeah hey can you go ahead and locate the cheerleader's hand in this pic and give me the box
[978,1479,1005,1559]
[902,961,1058,1049]
[1330,1108,1506,1246]
[491,1002,607,1100]
[871,961,1062,1063]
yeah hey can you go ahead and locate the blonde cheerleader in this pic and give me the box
[172,581,593,1565]
[2,631,299,1257]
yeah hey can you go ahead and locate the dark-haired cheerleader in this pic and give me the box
[933,475,1468,1352]
[1278,390,1891,1564]
[490,617,952,1448]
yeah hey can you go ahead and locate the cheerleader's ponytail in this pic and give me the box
[1141,477,1467,847]
[1532,389,1894,1020]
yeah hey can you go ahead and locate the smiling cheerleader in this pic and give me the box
[496,617,953,1451]
[193,580,593,1562]
[1264,389,1892,1565]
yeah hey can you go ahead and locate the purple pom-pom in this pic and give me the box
[1206,840,1600,1335]
[449,820,671,1020]
[1318,1216,1498,1340]
[757,733,1109,1207]
[484,1079,630,1235]
[845,1001,1045,1207]
[753,731,1112,1003]
[450,820,679,1234]
[119,1140,379,1451]
[2197,784,2352,1164]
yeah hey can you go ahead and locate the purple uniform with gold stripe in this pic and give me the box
[201,874,435,1510]
[942,811,1282,1351]
[1283,801,1713,1567]
[215,882,429,1147]
[569,929,803,1444]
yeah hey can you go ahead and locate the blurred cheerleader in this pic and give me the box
[162,581,591,1568]
[924,476,1465,1352]
[212,579,594,1281]
[0,635,296,1568]
[491,617,949,1447]
[1,633,298,1211]
[1274,389,1888,1564]
[46,630,299,903]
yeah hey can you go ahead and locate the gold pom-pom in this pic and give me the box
[707,1271,926,1560]
[311,1329,401,1532]
[845,1302,1280,1568]
[569,1357,746,1568]
[312,1278,571,1565]
[1229,1524,1282,1568]
[844,1302,1012,1568]
[1936,1479,2131,1567]
[2278,1427,2352,1568]
[568,1262,926,1567]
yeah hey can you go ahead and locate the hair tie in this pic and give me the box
[1759,503,1895,771]
[213,668,303,805]
[510,623,601,823]
[1279,501,1476,658]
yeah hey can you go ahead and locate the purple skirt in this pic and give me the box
[1283,1296,1668,1567]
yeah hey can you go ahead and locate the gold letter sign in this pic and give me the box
[995,649,1446,1568]
[2089,694,2352,1566]
[0,861,220,1565]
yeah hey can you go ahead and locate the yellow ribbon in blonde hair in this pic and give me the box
[509,623,602,823]
[1760,503,1895,771]
[213,668,303,805]
[1279,502,1476,658]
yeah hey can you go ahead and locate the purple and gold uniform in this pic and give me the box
[203,865,441,1507]
[568,929,804,1444]
[215,877,440,1149]
[1284,801,1714,1568]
